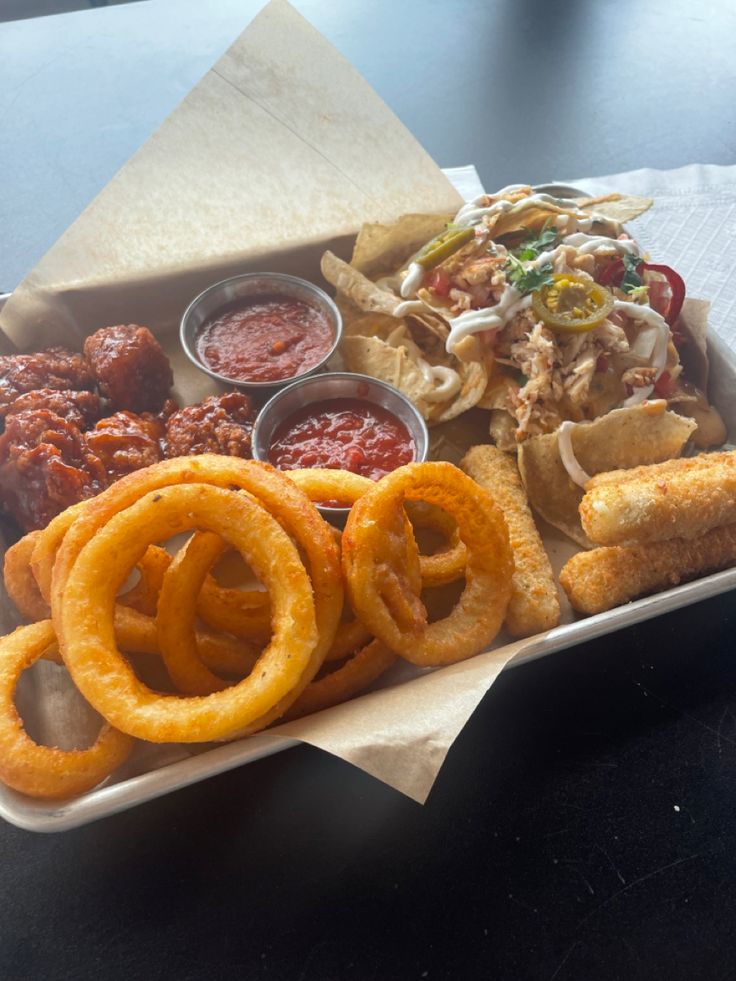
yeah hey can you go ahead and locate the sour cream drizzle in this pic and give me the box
[453,192,593,229]
[561,232,640,257]
[386,324,462,402]
[400,262,425,298]
[613,300,670,407]
[557,421,592,488]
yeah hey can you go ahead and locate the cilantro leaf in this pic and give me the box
[620,253,644,295]
[515,220,558,261]
[504,254,554,295]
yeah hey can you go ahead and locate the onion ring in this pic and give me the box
[284,640,397,721]
[49,459,342,719]
[406,501,467,587]
[342,462,513,666]
[4,532,50,622]
[57,483,320,743]
[113,605,260,679]
[31,501,86,605]
[118,545,172,617]
[0,620,133,799]
[195,568,271,645]
[155,530,263,695]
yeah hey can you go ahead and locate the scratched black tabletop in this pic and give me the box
[1,2,736,979]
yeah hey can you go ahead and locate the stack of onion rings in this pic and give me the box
[0,457,514,800]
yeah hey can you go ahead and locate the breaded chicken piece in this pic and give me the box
[560,523,736,615]
[580,450,736,545]
[461,444,560,637]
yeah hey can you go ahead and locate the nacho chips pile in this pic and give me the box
[322,185,727,544]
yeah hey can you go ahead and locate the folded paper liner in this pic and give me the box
[0,0,721,809]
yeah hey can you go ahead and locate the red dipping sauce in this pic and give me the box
[196,295,334,383]
[268,398,415,503]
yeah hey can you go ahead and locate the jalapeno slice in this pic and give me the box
[416,227,475,269]
[532,274,614,333]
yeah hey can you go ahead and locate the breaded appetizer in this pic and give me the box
[580,449,736,545]
[560,523,736,614]
[460,444,560,636]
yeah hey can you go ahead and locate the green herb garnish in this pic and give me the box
[504,254,554,295]
[515,220,558,261]
[620,253,644,295]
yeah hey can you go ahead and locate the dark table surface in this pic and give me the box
[2,2,736,979]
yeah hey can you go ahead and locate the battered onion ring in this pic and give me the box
[156,531,261,695]
[196,571,271,645]
[0,620,133,799]
[118,545,172,617]
[286,468,463,589]
[57,483,320,743]
[4,532,50,622]
[286,469,376,660]
[31,501,86,604]
[284,640,397,721]
[342,462,513,666]
[406,501,467,587]
[42,606,260,679]
[113,606,260,679]
[52,458,342,728]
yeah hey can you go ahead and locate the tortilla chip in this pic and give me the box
[341,311,401,340]
[341,334,436,411]
[575,193,653,224]
[517,403,697,546]
[477,368,517,411]
[674,297,710,392]
[321,251,403,319]
[351,214,453,278]
[342,328,486,425]
[427,360,488,424]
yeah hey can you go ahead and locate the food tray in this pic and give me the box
[1,292,736,833]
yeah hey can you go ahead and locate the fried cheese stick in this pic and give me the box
[560,522,736,615]
[579,450,736,546]
[460,445,560,637]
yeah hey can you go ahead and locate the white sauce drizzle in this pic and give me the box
[613,300,670,407]
[454,192,590,230]
[561,233,640,257]
[393,299,428,318]
[446,290,532,353]
[400,262,425,299]
[386,324,461,402]
[557,421,591,488]
[418,362,462,401]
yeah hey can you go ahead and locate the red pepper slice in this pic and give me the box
[595,259,685,327]
[641,263,685,327]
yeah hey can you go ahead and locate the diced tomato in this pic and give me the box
[653,370,677,398]
[426,267,451,297]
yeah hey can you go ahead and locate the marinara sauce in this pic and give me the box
[268,398,415,503]
[196,295,333,383]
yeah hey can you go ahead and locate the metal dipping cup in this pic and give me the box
[179,272,343,393]
[251,371,430,518]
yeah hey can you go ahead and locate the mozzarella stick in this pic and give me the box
[560,522,736,615]
[461,444,560,636]
[580,450,736,545]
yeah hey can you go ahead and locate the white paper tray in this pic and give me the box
[1,294,735,832]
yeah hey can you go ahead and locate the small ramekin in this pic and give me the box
[252,372,429,517]
[179,272,342,393]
